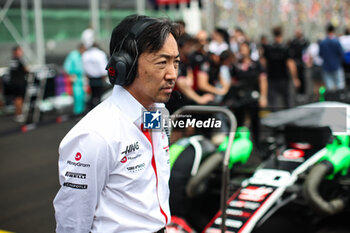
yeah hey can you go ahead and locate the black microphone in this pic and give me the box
[170,90,182,100]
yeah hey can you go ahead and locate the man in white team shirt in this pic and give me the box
[53,15,180,233]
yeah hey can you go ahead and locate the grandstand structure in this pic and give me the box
[1,0,349,67]
[0,0,202,67]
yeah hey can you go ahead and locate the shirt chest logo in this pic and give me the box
[120,142,140,163]
[121,142,139,155]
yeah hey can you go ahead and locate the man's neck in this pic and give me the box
[124,85,153,109]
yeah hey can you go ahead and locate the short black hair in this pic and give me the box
[215,27,230,44]
[235,27,243,34]
[240,41,251,50]
[175,19,185,28]
[109,15,180,57]
[219,49,234,63]
[177,34,194,48]
[345,28,350,35]
[272,26,283,37]
[109,15,180,85]
[326,23,335,33]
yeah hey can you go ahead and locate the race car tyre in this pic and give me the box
[186,152,223,198]
[303,161,345,215]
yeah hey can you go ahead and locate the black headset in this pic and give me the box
[106,17,158,86]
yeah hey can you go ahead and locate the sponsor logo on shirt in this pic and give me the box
[121,142,139,155]
[67,160,90,167]
[65,171,86,179]
[63,182,88,189]
[120,153,142,164]
[121,156,127,163]
[75,152,82,161]
[127,163,145,173]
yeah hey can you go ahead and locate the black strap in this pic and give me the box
[129,18,157,39]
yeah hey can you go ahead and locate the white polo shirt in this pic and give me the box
[53,85,171,233]
[82,47,108,78]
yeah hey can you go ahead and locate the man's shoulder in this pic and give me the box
[264,43,288,57]
[321,37,334,44]
[265,42,284,51]
[66,100,123,140]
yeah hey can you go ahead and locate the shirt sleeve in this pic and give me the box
[219,65,231,83]
[53,130,113,233]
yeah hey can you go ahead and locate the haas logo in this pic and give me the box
[239,186,273,202]
[121,142,139,155]
[75,152,82,161]
[120,156,127,163]
[108,67,116,77]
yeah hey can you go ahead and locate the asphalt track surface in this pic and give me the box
[0,112,350,233]
[0,113,77,233]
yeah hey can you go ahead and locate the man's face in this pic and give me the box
[127,34,179,108]
[239,43,250,57]
[16,48,23,57]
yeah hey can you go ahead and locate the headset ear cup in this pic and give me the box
[115,62,127,84]
[106,60,117,85]
[106,52,134,86]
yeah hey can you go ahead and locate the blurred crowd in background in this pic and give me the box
[2,19,350,146]
[1,0,350,150]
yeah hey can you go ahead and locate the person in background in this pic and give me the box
[319,23,345,91]
[216,49,235,104]
[9,46,28,123]
[82,43,108,110]
[197,51,230,100]
[230,42,267,145]
[195,29,209,52]
[208,28,229,59]
[305,40,324,100]
[258,34,269,69]
[81,24,95,50]
[339,27,350,84]
[63,43,86,115]
[262,26,300,109]
[230,27,247,58]
[174,19,187,36]
[166,34,214,114]
[197,28,230,99]
[288,28,309,100]
[188,30,210,92]
[166,34,214,144]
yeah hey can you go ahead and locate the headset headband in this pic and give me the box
[129,18,158,39]
[111,17,158,58]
